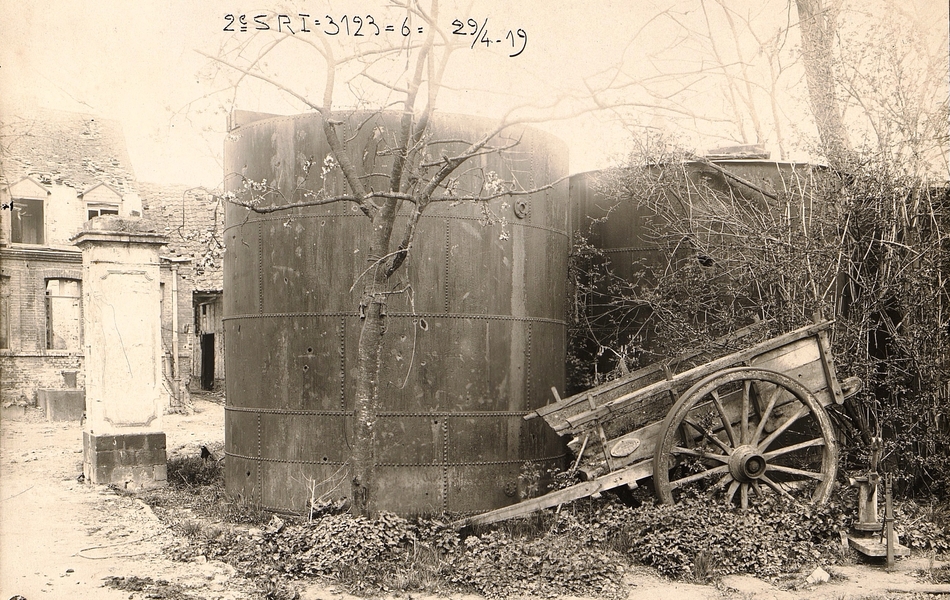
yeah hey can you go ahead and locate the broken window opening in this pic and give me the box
[0,275,10,350]
[45,279,82,351]
[86,203,120,220]
[11,198,45,244]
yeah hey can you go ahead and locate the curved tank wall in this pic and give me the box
[568,161,829,388]
[223,111,569,515]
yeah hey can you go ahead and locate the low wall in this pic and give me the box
[0,353,84,404]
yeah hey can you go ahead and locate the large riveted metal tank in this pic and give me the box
[568,160,829,389]
[223,110,568,515]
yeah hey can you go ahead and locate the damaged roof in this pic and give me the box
[0,109,137,192]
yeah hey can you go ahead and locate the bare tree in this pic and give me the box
[203,0,621,515]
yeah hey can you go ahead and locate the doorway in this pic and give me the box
[201,333,215,390]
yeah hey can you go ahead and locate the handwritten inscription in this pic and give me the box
[223,14,420,36]
[222,13,527,57]
[451,18,527,57]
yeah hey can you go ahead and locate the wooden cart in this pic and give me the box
[456,320,861,527]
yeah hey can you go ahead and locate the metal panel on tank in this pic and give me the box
[224,111,568,515]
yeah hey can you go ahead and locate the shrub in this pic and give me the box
[167,455,222,488]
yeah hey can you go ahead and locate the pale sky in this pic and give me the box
[1,0,947,187]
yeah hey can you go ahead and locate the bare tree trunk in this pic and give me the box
[351,203,399,516]
[351,278,383,515]
[795,0,851,165]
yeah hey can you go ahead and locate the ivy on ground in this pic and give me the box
[147,456,950,597]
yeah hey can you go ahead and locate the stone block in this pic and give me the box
[83,431,167,489]
[38,389,85,422]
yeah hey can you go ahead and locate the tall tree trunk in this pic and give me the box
[350,202,399,516]
[795,0,851,167]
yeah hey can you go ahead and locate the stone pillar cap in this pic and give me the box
[71,215,168,246]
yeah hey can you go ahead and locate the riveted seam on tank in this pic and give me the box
[443,219,450,314]
[230,114,298,133]
[226,406,354,416]
[369,455,568,467]
[257,412,263,505]
[527,137,534,223]
[339,316,346,412]
[378,411,530,417]
[257,222,264,314]
[595,246,672,254]
[226,451,347,466]
[441,418,449,513]
[222,312,568,326]
[222,312,356,320]
[238,212,569,237]
[227,451,566,468]
[526,322,532,405]
[254,504,309,517]
[225,407,532,417]
[227,456,565,466]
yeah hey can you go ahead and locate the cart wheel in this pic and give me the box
[653,367,838,508]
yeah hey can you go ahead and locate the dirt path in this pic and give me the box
[0,399,254,599]
[1,398,945,600]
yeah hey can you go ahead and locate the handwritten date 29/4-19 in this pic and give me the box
[452,18,526,57]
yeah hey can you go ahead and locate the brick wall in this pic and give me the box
[0,247,197,407]
[0,247,84,404]
[0,353,85,404]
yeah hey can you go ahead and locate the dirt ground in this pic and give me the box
[1,396,946,600]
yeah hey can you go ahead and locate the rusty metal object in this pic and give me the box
[568,161,832,376]
[223,111,568,515]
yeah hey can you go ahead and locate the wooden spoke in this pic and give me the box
[669,464,730,489]
[751,384,783,444]
[682,418,732,454]
[762,437,825,459]
[758,405,810,452]
[741,380,751,444]
[760,475,797,501]
[710,473,735,493]
[709,389,738,447]
[725,479,741,504]
[672,446,729,463]
[766,464,825,480]
[654,367,838,507]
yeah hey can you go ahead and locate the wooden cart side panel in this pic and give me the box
[551,322,835,435]
[579,419,667,475]
[528,321,772,422]
[582,365,828,476]
[817,329,845,405]
[748,336,837,407]
[570,339,836,470]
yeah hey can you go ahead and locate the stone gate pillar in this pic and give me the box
[72,216,168,488]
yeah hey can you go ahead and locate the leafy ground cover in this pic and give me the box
[136,455,950,599]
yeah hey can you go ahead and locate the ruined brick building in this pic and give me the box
[0,109,224,408]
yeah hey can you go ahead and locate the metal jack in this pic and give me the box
[847,438,909,562]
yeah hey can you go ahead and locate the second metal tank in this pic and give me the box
[568,159,830,388]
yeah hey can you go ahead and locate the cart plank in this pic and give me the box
[526,321,770,422]
[550,322,834,435]
[452,461,652,528]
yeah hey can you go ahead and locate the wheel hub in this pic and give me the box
[728,445,767,482]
